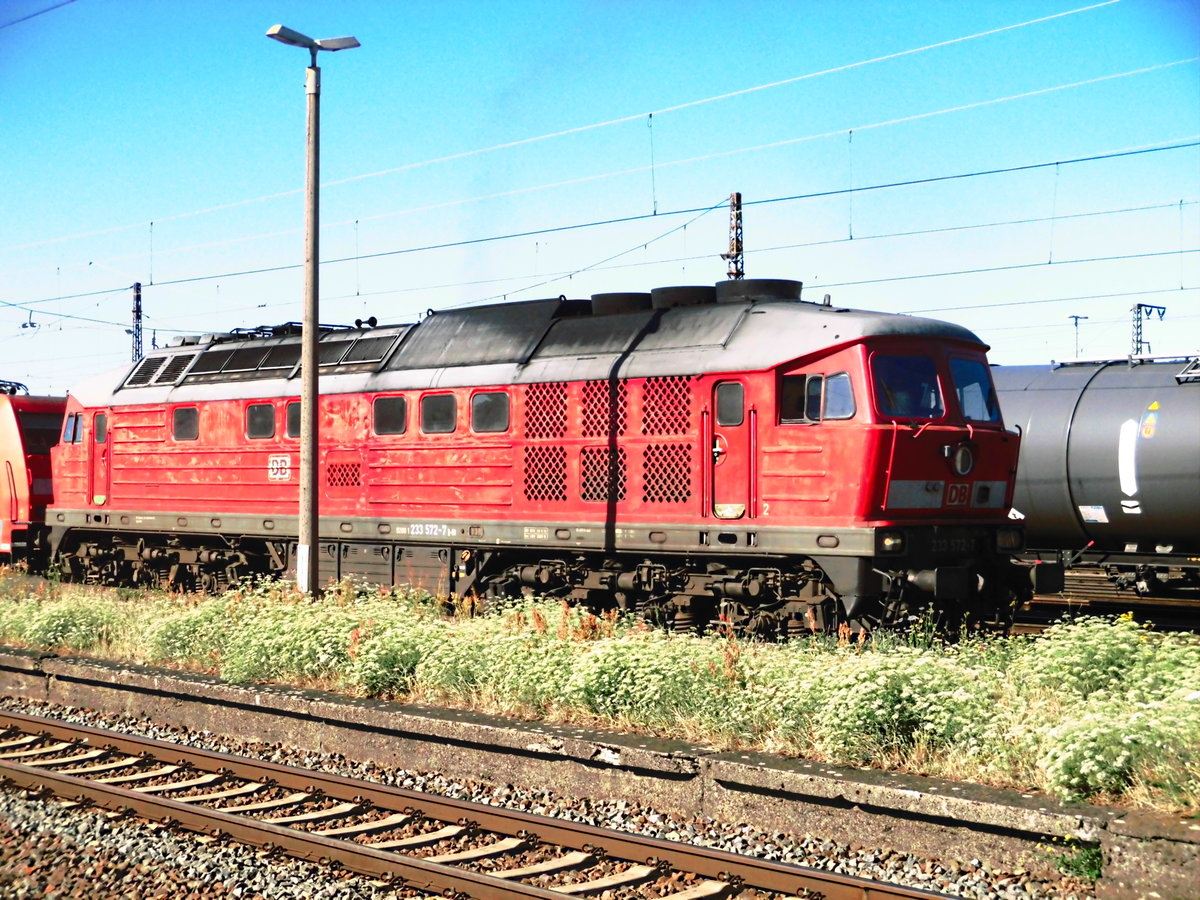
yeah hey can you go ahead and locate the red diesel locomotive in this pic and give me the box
[0,381,65,565]
[44,279,1042,631]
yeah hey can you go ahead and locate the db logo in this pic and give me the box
[946,482,970,506]
[267,455,293,481]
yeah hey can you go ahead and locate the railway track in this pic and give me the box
[0,709,949,900]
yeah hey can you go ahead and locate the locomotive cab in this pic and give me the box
[746,335,1033,628]
[793,340,1031,625]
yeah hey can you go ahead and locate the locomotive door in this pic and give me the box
[711,381,750,519]
[88,411,110,505]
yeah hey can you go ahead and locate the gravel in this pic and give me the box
[0,698,1097,899]
[0,790,407,899]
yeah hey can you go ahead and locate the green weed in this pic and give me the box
[1039,836,1103,881]
[0,569,1196,813]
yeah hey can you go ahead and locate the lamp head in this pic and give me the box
[266,24,315,49]
[315,36,361,51]
[267,25,360,53]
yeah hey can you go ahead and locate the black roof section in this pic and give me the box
[86,279,985,407]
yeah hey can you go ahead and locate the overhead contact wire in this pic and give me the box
[2,0,1126,253]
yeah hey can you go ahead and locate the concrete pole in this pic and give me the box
[298,58,321,596]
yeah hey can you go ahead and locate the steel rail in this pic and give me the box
[0,709,949,900]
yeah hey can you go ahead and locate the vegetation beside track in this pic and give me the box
[1,569,1197,815]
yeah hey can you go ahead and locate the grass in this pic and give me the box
[1,567,1197,818]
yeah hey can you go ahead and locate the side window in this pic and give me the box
[780,375,807,424]
[471,392,509,433]
[420,394,457,434]
[286,401,300,438]
[824,373,856,420]
[94,413,107,444]
[247,403,275,439]
[715,382,744,426]
[780,372,856,423]
[373,395,407,435]
[63,413,80,444]
[173,407,199,441]
[805,376,824,421]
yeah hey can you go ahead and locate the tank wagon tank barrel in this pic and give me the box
[992,356,1200,596]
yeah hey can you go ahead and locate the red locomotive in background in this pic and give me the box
[0,381,64,565]
[21,279,1046,632]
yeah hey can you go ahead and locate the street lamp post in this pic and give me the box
[266,24,360,595]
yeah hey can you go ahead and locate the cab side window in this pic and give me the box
[63,413,82,443]
[780,375,808,423]
[780,372,855,423]
[823,373,856,419]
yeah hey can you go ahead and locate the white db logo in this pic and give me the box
[267,455,293,481]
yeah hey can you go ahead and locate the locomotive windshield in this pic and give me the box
[872,355,944,418]
[950,358,1001,422]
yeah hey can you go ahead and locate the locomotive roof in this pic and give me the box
[76,279,986,406]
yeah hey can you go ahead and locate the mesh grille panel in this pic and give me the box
[153,354,196,385]
[642,443,692,503]
[524,382,567,439]
[327,462,362,488]
[523,446,567,501]
[342,335,395,363]
[189,349,235,375]
[582,379,628,437]
[641,376,691,435]
[580,447,627,502]
[125,356,165,387]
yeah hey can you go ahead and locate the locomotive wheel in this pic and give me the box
[717,600,783,639]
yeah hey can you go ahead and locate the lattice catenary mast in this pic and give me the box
[130,282,144,362]
[1131,303,1166,357]
[721,192,744,280]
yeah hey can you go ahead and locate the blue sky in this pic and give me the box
[2,0,1197,393]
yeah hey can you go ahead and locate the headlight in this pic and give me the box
[951,444,975,476]
[996,527,1023,551]
[879,531,905,554]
